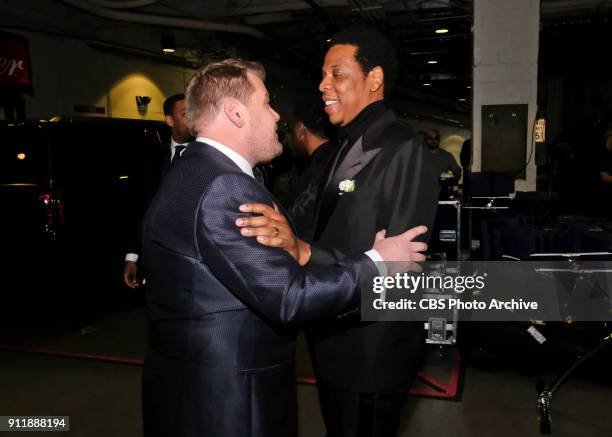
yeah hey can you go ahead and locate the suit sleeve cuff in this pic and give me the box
[125,253,139,262]
[364,249,387,276]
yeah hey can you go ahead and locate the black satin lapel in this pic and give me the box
[313,137,382,241]
[313,109,402,241]
[333,137,382,183]
[321,138,349,192]
[313,140,347,236]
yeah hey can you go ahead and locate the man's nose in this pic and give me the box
[319,76,329,92]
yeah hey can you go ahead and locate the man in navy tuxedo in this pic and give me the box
[141,59,428,437]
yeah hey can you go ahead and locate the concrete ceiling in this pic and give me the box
[2,0,611,125]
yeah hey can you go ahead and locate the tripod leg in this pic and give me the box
[536,384,552,434]
[535,334,611,435]
[548,334,611,396]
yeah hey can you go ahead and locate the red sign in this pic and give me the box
[0,32,32,86]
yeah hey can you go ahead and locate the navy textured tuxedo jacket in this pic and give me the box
[141,140,377,437]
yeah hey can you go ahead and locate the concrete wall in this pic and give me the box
[2,29,195,121]
[473,0,539,192]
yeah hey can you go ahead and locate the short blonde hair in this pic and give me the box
[185,58,266,128]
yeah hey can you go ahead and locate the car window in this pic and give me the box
[0,123,50,187]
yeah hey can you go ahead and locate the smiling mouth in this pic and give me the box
[324,99,339,106]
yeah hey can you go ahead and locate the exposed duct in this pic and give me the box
[58,0,266,39]
[83,0,158,9]
[541,0,612,13]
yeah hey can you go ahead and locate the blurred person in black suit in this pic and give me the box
[598,129,612,217]
[599,129,612,184]
[122,93,193,288]
[285,94,337,240]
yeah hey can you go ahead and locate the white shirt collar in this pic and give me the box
[196,137,254,178]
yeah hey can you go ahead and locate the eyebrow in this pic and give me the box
[322,63,342,73]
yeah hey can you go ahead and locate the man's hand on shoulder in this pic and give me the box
[236,203,311,266]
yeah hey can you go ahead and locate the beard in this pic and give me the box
[263,137,283,163]
[247,128,282,165]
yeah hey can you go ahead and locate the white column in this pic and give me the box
[472,0,540,192]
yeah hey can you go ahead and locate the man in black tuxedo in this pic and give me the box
[239,27,439,436]
[123,93,193,288]
[141,59,429,437]
[311,27,439,437]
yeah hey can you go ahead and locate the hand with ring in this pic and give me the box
[235,203,311,266]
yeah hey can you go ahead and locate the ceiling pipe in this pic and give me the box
[83,0,158,9]
[303,0,331,21]
[541,0,612,12]
[59,0,266,39]
[87,40,199,68]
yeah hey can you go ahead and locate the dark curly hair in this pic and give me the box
[163,93,185,116]
[331,25,398,96]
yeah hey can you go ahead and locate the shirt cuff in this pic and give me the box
[364,249,387,276]
[125,253,139,262]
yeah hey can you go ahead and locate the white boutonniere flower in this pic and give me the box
[338,179,355,195]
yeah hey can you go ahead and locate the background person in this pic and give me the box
[123,93,193,288]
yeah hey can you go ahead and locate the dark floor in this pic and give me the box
[1,305,611,437]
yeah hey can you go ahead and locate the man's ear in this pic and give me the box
[165,115,175,128]
[369,66,384,93]
[296,121,306,140]
[223,98,246,128]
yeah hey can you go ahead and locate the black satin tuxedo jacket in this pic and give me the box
[309,109,440,393]
[141,141,378,437]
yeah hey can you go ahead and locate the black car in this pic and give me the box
[0,117,167,324]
